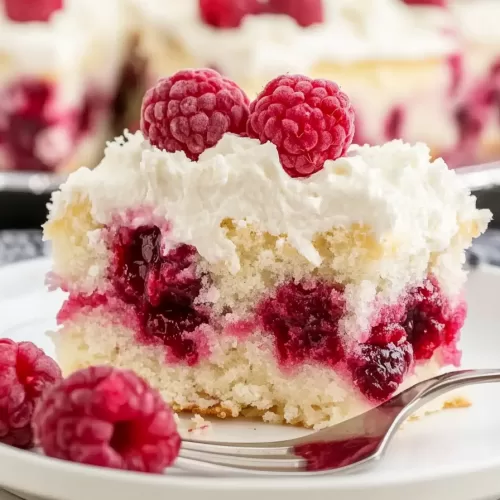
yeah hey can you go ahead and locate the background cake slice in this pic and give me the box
[0,0,131,172]
[44,70,490,429]
[131,0,500,168]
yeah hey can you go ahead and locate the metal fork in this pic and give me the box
[177,369,500,475]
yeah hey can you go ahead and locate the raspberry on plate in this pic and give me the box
[247,74,355,178]
[141,68,250,160]
[4,0,64,22]
[0,339,61,449]
[33,366,181,473]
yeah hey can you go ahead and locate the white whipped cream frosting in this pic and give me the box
[135,0,456,79]
[49,132,490,275]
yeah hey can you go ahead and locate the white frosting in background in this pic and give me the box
[412,1,500,45]
[451,0,500,44]
[0,0,130,106]
[49,132,490,274]
[135,0,456,79]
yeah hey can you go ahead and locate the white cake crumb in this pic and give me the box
[187,415,213,435]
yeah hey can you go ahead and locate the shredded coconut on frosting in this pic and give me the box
[48,131,490,285]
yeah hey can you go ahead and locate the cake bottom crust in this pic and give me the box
[179,396,471,428]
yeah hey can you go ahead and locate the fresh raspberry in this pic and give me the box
[349,341,413,402]
[141,69,250,160]
[4,0,64,22]
[247,74,355,178]
[199,0,261,28]
[33,366,181,473]
[0,339,61,449]
[269,0,324,27]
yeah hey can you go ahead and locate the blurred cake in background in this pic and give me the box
[132,0,500,167]
[440,0,500,166]
[0,0,132,173]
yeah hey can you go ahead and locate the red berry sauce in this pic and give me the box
[447,53,464,97]
[257,281,346,368]
[0,79,109,172]
[294,436,380,471]
[384,106,404,140]
[61,226,464,399]
[109,226,211,365]
[403,278,465,365]
[257,277,465,402]
[446,58,500,166]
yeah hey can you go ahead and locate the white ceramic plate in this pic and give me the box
[0,258,499,500]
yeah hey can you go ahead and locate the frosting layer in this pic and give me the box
[48,132,490,281]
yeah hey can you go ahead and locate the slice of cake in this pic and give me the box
[131,0,500,168]
[44,69,490,429]
[0,0,131,172]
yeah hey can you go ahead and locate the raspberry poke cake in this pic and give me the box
[0,0,131,172]
[132,0,500,167]
[44,70,491,429]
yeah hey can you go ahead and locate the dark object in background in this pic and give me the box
[466,229,500,267]
[460,161,500,229]
[473,186,500,229]
[0,191,50,230]
[0,172,60,230]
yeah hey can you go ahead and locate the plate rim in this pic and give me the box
[0,257,499,493]
[1,439,500,493]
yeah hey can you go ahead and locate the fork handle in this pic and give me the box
[418,368,500,401]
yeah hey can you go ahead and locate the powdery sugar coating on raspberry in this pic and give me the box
[0,339,61,449]
[4,0,63,22]
[141,69,250,160]
[247,74,355,178]
[33,366,181,473]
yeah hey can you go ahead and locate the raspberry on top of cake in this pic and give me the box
[45,69,490,429]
